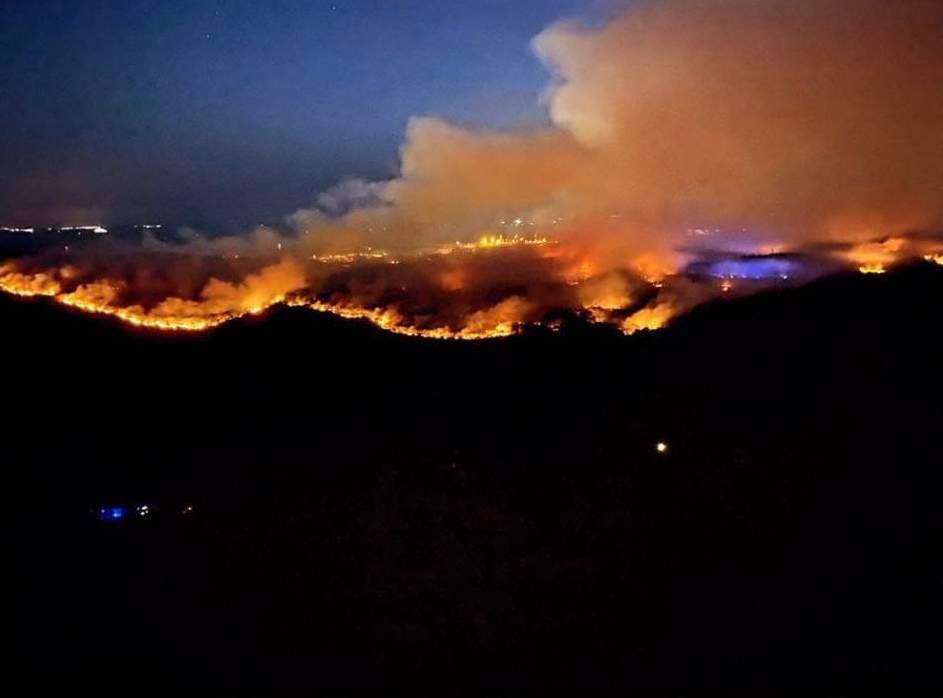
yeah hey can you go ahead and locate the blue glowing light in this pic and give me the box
[702,257,802,280]
[98,506,126,522]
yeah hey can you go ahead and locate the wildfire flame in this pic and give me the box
[1,258,305,332]
[622,304,674,335]
[294,298,523,340]
[2,231,941,339]
[0,265,62,297]
[845,238,906,275]
[3,1,941,339]
[0,244,554,338]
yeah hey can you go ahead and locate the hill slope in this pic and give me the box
[8,264,942,690]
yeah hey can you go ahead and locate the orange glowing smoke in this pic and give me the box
[0,246,553,338]
[845,238,906,275]
[0,264,62,297]
[840,237,943,275]
[622,303,674,335]
[1,259,306,331]
[0,239,680,338]
[2,0,941,339]
[1,232,940,339]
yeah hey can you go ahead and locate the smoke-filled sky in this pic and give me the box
[2,0,941,338]
[0,0,601,229]
[2,0,940,243]
[291,0,942,258]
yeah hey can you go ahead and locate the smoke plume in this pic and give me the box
[2,0,942,337]
[295,0,942,250]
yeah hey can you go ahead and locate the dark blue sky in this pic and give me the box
[0,0,606,230]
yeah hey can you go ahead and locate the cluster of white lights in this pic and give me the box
[61,226,108,234]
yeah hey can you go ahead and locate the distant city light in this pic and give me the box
[59,225,108,234]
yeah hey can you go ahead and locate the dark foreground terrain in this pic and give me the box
[8,264,942,691]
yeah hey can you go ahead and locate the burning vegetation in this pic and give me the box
[2,232,940,338]
[2,0,941,338]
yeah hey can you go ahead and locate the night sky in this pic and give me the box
[0,0,603,230]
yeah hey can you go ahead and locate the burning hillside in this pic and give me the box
[2,232,940,338]
[2,0,941,338]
